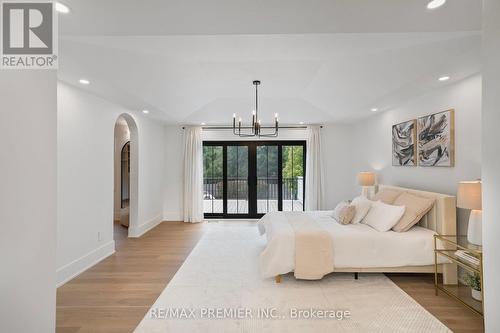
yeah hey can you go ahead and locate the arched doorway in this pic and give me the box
[113,114,138,241]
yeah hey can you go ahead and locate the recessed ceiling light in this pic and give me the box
[371,108,378,112]
[142,110,149,114]
[438,76,450,81]
[299,121,304,125]
[55,2,70,13]
[201,122,206,125]
[78,79,90,85]
[427,0,446,10]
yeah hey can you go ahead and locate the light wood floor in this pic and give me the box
[387,273,484,333]
[57,221,484,333]
[56,221,205,333]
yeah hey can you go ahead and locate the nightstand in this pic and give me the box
[434,235,484,316]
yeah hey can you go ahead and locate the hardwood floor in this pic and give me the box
[57,221,484,333]
[56,221,205,333]
[387,273,484,333]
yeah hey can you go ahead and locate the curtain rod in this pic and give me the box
[181,125,323,130]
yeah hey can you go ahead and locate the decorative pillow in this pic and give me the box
[332,202,356,225]
[372,189,403,204]
[392,193,435,232]
[351,196,373,224]
[332,201,348,217]
[362,200,406,232]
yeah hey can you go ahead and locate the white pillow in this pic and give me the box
[351,196,373,224]
[362,200,406,232]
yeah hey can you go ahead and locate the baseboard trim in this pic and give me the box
[128,215,163,237]
[57,240,115,287]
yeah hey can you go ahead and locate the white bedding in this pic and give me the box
[258,211,441,279]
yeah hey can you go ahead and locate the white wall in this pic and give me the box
[135,114,166,232]
[57,82,166,286]
[163,125,184,220]
[0,71,57,333]
[202,128,308,141]
[320,75,482,214]
[347,74,481,235]
[482,0,500,330]
[353,74,482,195]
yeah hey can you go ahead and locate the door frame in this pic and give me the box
[120,141,131,209]
[203,140,306,219]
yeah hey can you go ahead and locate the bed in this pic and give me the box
[258,185,458,284]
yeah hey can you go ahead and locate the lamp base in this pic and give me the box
[361,186,375,200]
[467,210,482,246]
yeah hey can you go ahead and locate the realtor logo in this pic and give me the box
[1,1,58,69]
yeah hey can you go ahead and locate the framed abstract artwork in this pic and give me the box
[392,119,417,166]
[417,109,455,167]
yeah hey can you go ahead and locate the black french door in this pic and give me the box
[203,141,306,219]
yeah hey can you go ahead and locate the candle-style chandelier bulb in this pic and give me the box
[232,80,279,137]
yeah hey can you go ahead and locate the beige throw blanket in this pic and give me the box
[286,212,334,280]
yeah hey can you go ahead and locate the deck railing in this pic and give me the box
[203,177,303,201]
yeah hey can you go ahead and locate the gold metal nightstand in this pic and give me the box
[434,235,483,316]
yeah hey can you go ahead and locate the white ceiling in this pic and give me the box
[59,0,480,35]
[57,1,481,125]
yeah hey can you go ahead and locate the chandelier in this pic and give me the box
[232,80,279,137]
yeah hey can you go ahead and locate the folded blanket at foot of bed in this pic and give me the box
[289,212,334,279]
[258,211,334,280]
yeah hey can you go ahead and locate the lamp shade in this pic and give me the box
[358,172,375,186]
[457,181,482,210]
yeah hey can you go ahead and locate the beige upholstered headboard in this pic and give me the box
[378,185,457,236]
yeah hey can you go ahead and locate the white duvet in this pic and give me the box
[258,211,439,279]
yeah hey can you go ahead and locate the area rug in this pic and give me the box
[134,222,451,333]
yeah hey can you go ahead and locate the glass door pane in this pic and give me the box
[203,146,223,214]
[282,146,304,211]
[257,145,279,214]
[227,146,249,214]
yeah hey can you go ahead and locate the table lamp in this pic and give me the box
[457,180,482,246]
[358,172,375,199]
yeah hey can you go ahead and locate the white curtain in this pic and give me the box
[305,125,324,211]
[183,127,204,223]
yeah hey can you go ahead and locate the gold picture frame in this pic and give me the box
[417,109,455,167]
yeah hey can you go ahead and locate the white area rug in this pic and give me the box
[134,223,451,333]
